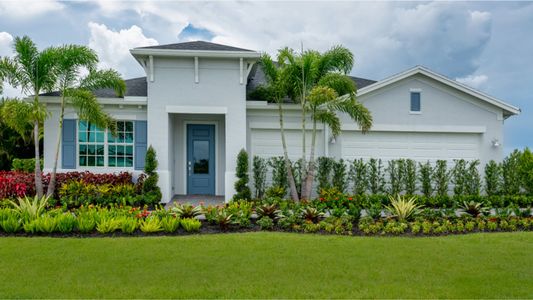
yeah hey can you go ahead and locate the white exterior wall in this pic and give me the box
[146,57,250,202]
[246,74,506,168]
[42,100,147,179]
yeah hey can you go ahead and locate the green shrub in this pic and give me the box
[180,218,201,232]
[252,156,268,199]
[349,158,367,195]
[7,195,49,222]
[257,216,274,230]
[56,213,76,233]
[387,159,404,195]
[140,217,163,233]
[502,150,521,195]
[11,158,42,172]
[433,160,449,196]
[332,159,348,193]
[268,156,288,193]
[519,148,533,195]
[161,216,180,233]
[96,217,121,234]
[418,161,433,197]
[119,217,138,234]
[75,211,97,233]
[404,159,417,195]
[233,149,252,201]
[1,214,22,233]
[142,145,162,205]
[265,186,286,198]
[465,160,481,196]
[316,157,334,193]
[484,160,502,196]
[367,158,385,194]
[171,203,202,219]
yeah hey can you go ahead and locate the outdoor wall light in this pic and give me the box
[491,138,500,148]
[329,136,336,144]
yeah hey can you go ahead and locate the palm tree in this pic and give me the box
[281,45,372,200]
[304,86,372,199]
[0,36,59,197]
[258,53,299,201]
[46,45,125,197]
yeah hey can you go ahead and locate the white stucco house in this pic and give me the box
[40,41,520,202]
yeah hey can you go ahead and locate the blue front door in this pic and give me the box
[187,124,215,195]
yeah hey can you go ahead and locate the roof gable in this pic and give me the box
[358,66,520,117]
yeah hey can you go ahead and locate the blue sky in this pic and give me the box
[0,1,531,152]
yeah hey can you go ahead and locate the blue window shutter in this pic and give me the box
[410,92,421,112]
[135,121,147,170]
[62,119,77,169]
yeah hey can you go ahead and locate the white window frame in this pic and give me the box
[409,88,422,114]
[76,120,135,170]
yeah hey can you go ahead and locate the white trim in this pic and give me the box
[409,111,422,115]
[182,121,219,195]
[166,105,227,114]
[245,62,255,85]
[130,48,260,59]
[40,96,147,106]
[124,96,147,102]
[149,55,154,82]
[249,121,324,130]
[239,58,244,84]
[341,123,486,133]
[358,66,520,116]
[194,57,199,83]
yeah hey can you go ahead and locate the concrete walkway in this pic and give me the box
[165,194,225,209]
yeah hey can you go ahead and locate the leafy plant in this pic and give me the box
[215,210,234,230]
[461,201,488,217]
[257,216,274,230]
[233,149,251,201]
[33,214,58,233]
[75,211,97,233]
[180,218,201,232]
[268,156,288,193]
[387,159,404,195]
[0,214,22,233]
[465,160,481,196]
[255,203,280,219]
[316,157,334,193]
[404,159,416,195]
[171,203,203,219]
[142,145,162,204]
[484,160,502,196]
[386,195,422,222]
[433,160,449,196]
[252,156,268,199]
[452,159,467,195]
[332,159,348,193]
[367,158,385,194]
[96,217,121,234]
[349,158,367,195]
[161,216,180,233]
[56,213,76,233]
[502,150,521,195]
[418,161,433,197]
[119,217,138,234]
[140,217,163,233]
[299,207,325,223]
[7,195,49,222]
[265,186,286,199]
[518,148,533,195]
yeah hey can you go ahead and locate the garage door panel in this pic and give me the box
[251,129,324,160]
[342,131,480,162]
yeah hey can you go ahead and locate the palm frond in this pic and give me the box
[317,72,356,96]
[0,99,34,141]
[68,88,116,133]
[318,45,354,76]
[79,69,125,97]
[314,109,341,137]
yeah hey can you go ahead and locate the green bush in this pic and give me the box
[317,157,334,193]
[268,157,288,195]
[349,158,367,195]
[367,158,385,194]
[180,218,201,232]
[404,159,417,195]
[518,148,533,195]
[484,160,502,196]
[332,159,347,193]
[11,158,42,172]
[418,161,433,197]
[142,145,162,205]
[252,156,268,199]
[233,149,252,201]
[257,216,274,230]
[386,159,404,195]
[502,150,521,195]
[433,160,449,197]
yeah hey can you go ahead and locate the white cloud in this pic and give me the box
[456,74,489,89]
[0,0,63,19]
[88,22,158,77]
[0,32,13,57]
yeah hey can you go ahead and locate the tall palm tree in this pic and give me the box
[0,36,59,197]
[281,45,372,200]
[258,53,299,201]
[304,86,372,199]
[46,45,125,197]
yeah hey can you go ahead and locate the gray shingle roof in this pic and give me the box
[40,77,147,98]
[136,41,255,52]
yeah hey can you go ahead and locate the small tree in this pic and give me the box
[332,159,348,193]
[418,161,433,197]
[404,159,417,195]
[484,160,501,196]
[367,158,385,195]
[252,156,268,199]
[233,149,251,200]
[502,150,521,195]
[142,145,162,205]
[433,160,449,197]
[349,158,367,195]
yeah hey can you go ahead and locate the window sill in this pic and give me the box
[409,111,422,115]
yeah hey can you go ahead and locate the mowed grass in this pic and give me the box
[0,232,532,298]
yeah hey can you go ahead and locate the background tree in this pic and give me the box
[142,145,162,205]
[0,98,36,170]
[0,36,58,197]
[46,45,125,197]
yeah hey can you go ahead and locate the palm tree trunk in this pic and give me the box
[46,94,66,197]
[300,105,306,197]
[303,118,318,200]
[33,119,44,197]
[279,102,299,201]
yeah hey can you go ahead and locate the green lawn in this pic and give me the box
[1,232,532,298]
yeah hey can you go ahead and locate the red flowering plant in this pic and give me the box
[313,187,353,210]
[0,171,34,200]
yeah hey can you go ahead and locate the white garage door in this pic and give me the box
[341,131,481,162]
[251,129,324,160]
